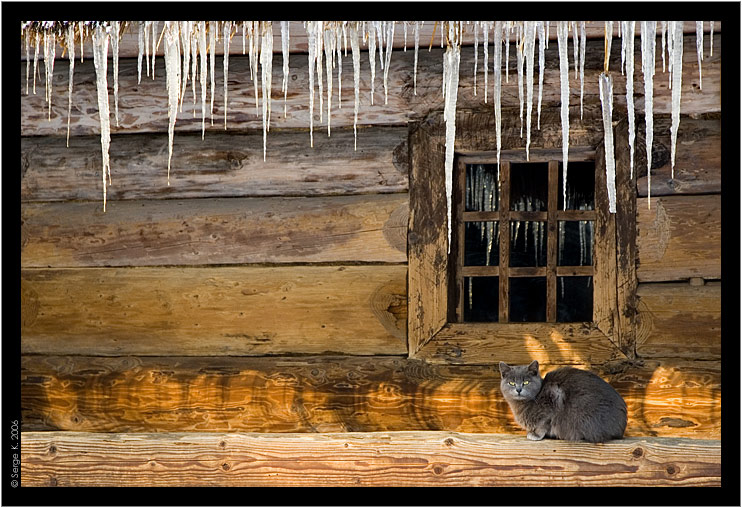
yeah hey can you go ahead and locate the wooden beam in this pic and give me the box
[636,282,721,360]
[21,265,407,356]
[21,127,409,202]
[21,194,408,267]
[20,34,720,137]
[20,431,721,487]
[636,194,721,282]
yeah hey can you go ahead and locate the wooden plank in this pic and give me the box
[605,359,721,439]
[20,431,721,487]
[21,265,407,356]
[21,127,409,202]
[21,194,408,268]
[20,355,500,433]
[546,161,558,322]
[636,194,721,282]
[498,161,511,322]
[635,282,721,360]
[20,34,720,137]
[635,115,721,197]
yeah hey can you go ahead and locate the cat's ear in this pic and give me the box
[498,362,511,375]
[527,360,539,375]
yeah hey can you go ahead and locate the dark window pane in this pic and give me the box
[509,277,546,322]
[509,221,547,267]
[464,221,499,266]
[557,221,594,266]
[558,161,595,210]
[557,276,594,322]
[510,162,548,211]
[465,164,499,211]
[463,277,499,322]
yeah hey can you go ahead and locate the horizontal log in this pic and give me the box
[20,21,719,60]
[21,194,408,267]
[21,265,407,356]
[20,431,721,487]
[636,194,721,282]
[635,115,721,197]
[21,354,720,439]
[636,282,720,360]
[21,127,409,202]
[20,34,720,137]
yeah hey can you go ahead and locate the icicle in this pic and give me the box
[641,21,656,209]
[504,21,510,83]
[623,21,636,179]
[306,21,318,147]
[198,22,207,139]
[163,21,181,187]
[443,22,461,253]
[579,21,586,119]
[151,21,159,79]
[144,21,151,78]
[603,21,613,72]
[43,29,56,121]
[516,22,524,138]
[261,21,273,161]
[251,21,261,117]
[315,22,324,124]
[413,21,419,95]
[383,21,395,104]
[473,20,479,96]
[696,21,703,90]
[524,21,536,160]
[660,21,667,72]
[336,23,343,109]
[670,21,684,179]
[324,26,334,137]
[209,21,217,125]
[78,21,84,63]
[112,21,120,127]
[710,21,714,56]
[179,22,191,112]
[537,21,545,129]
[281,21,290,118]
[191,27,198,111]
[138,22,144,84]
[572,21,579,78]
[599,72,616,214]
[33,30,39,95]
[368,21,377,105]
[92,24,112,212]
[493,21,503,168]
[483,21,489,103]
[242,21,247,55]
[66,23,75,147]
[223,21,231,129]
[350,22,361,150]
[557,21,570,209]
[25,26,31,95]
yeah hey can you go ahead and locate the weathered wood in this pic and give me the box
[21,127,409,202]
[636,194,721,282]
[412,322,620,367]
[20,431,721,487]
[407,122,449,354]
[20,34,720,137]
[21,194,408,267]
[603,359,721,439]
[20,355,504,433]
[21,265,407,356]
[635,282,721,360]
[635,114,721,197]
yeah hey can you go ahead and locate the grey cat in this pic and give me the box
[498,360,627,443]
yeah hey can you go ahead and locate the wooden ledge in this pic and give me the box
[21,431,720,487]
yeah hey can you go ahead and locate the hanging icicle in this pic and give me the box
[696,21,703,90]
[306,21,318,147]
[223,21,232,129]
[493,20,503,169]
[163,21,181,187]
[43,28,56,121]
[537,21,545,129]
[91,24,112,212]
[443,21,462,253]
[198,21,207,139]
[66,23,75,147]
[623,21,636,179]
[557,21,570,209]
[670,20,684,179]
[281,21,290,118]
[641,21,656,209]
[579,21,586,119]
[261,21,274,160]
[350,22,361,150]
[523,21,536,160]
[599,72,616,213]
[209,21,217,126]
[413,21,420,95]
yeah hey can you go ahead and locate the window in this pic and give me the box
[453,156,596,325]
[408,110,637,365]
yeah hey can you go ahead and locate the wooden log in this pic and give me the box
[20,355,507,433]
[603,359,721,439]
[20,34,720,137]
[635,114,721,197]
[21,127,409,202]
[21,194,408,267]
[636,194,721,282]
[636,282,721,360]
[21,265,407,356]
[20,431,721,487]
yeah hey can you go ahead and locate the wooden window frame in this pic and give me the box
[408,109,636,366]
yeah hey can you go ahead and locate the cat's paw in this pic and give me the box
[526,432,544,441]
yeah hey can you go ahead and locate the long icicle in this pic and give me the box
[261,21,273,160]
[350,22,361,150]
[281,21,290,117]
[641,21,656,209]
[494,21,503,168]
[66,23,75,147]
[209,21,217,126]
[163,21,181,187]
[223,21,231,129]
[198,21,207,139]
[623,21,636,179]
[599,72,616,213]
[670,20,684,179]
[306,21,317,147]
[524,21,536,160]
[557,21,570,209]
[696,21,703,90]
[443,21,461,253]
[112,21,120,127]
[92,24,111,212]
[537,21,545,129]
[43,29,55,121]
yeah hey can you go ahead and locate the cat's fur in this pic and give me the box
[499,360,627,443]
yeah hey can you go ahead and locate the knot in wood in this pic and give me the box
[666,465,678,475]
[632,447,643,458]
[444,438,455,447]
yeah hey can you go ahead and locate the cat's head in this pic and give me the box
[498,361,543,401]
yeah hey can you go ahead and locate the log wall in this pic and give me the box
[18,27,723,487]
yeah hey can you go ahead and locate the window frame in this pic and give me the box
[408,110,636,366]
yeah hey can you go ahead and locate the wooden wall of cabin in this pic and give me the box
[20,26,721,440]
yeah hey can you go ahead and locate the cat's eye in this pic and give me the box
[523,380,529,385]
[508,381,515,386]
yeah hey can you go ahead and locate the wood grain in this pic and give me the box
[636,282,721,360]
[21,194,408,267]
[21,265,407,356]
[636,194,721,282]
[20,34,720,137]
[20,431,721,487]
[21,127,409,202]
